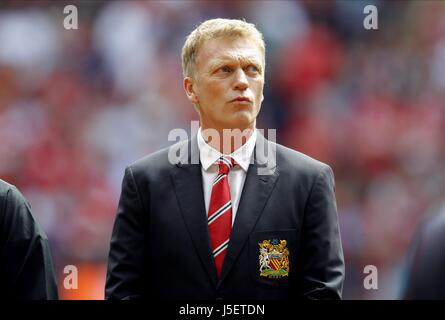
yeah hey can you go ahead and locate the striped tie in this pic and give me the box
[208,156,235,278]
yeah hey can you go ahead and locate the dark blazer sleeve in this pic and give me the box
[401,211,445,299]
[105,166,148,300]
[0,185,58,300]
[299,165,344,299]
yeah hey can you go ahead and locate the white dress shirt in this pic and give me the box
[197,127,257,226]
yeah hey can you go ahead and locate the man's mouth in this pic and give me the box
[231,97,252,103]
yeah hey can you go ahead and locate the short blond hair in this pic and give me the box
[181,18,266,78]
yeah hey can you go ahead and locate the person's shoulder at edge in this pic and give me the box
[0,179,20,198]
[0,179,31,217]
[0,179,48,243]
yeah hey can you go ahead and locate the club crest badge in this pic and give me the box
[258,239,290,278]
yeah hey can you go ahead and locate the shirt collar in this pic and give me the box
[197,127,257,172]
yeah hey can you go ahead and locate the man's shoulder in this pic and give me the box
[0,180,35,230]
[273,141,332,176]
[0,179,14,197]
[127,139,189,176]
[419,208,445,246]
[124,138,334,179]
[0,180,27,209]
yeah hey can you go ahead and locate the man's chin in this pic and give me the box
[221,118,255,131]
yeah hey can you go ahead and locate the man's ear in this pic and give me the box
[184,77,199,105]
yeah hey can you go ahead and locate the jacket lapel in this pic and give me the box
[170,137,218,285]
[218,133,279,285]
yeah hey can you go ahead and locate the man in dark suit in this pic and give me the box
[402,208,445,299]
[0,179,58,299]
[106,18,344,300]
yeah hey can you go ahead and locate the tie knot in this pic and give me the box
[217,156,235,174]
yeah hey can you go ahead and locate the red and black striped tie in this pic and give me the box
[208,156,236,278]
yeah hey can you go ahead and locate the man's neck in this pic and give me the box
[200,124,255,154]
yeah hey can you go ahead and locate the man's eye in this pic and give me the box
[220,66,232,73]
[247,65,260,73]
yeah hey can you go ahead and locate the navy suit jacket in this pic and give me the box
[105,133,344,300]
[0,180,58,299]
[402,210,445,299]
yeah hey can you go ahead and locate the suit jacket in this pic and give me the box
[402,210,445,299]
[0,180,58,299]
[105,133,344,300]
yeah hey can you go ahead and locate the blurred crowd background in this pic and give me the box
[1,0,444,299]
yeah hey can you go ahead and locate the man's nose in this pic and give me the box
[233,69,248,91]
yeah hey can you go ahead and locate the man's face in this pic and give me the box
[185,36,265,131]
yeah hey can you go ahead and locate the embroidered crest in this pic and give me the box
[258,239,290,278]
